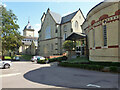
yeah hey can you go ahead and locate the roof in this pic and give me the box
[61,10,78,24]
[49,11,61,24]
[65,32,86,40]
[86,2,104,17]
[24,21,34,30]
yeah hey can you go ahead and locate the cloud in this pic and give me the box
[34,23,41,37]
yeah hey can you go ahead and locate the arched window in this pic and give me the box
[45,26,51,39]
[75,21,78,28]
[103,25,107,46]
[93,29,95,48]
[102,20,107,46]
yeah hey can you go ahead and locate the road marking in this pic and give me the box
[0,73,21,77]
[87,84,101,88]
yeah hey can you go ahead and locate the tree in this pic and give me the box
[1,6,23,57]
[63,40,75,58]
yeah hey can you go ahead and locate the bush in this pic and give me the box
[58,62,104,71]
[110,66,118,72]
[89,61,120,67]
[62,56,68,60]
[48,56,67,63]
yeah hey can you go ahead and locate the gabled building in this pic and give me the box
[38,8,85,57]
[19,21,38,55]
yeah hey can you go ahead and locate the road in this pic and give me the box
[1,61,119,89]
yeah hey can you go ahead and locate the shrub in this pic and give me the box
[62,56,68,60]
[58,62,104,71]
[110,66,118,72]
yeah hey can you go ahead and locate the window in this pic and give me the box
[45,26,51,39]
[55,43,58,45]
[71,28,73,32]
[64,25,67,32]
[103,25,107,46]
[64,33,67,40]
[75,21,78,28]
[93,29,95,48]
[51,44,53,50]
[55,29,58,33]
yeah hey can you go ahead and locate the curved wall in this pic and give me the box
[83,1,120,62]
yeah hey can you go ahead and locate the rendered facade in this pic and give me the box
[38,8,85,57]
[82,1,120,62]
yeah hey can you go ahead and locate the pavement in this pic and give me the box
[0,61,119,89]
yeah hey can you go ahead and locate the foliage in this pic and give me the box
[1,6,23,56]
[20,54,33,60]
[109,66,118,72]
[63,40,75,51]
[64,57,89,63]
[89,61,120,67]
[46,56,67,63]
[58,57,120,73]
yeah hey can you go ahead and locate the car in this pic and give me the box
[37,56,46,64]
[0,59,12,69]
[31,56,45,62]
[13,56,20,61]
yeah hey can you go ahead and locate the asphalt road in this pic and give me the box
[1,61,119,89]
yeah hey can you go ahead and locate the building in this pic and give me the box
[38,8,85,57]
[82,1,120,62]
[19,21,38,55]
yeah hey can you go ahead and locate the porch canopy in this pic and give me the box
[65,32,86,41]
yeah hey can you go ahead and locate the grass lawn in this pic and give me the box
[20,54,33,60]
[65,57,89,63]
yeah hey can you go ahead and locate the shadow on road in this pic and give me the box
[23,63,119,89]
[23,63,87,89]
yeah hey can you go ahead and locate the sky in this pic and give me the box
[2,1,104,37]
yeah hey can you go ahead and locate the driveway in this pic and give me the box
[1,61,119,89]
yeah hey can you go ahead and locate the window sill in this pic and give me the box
[93,47,95,50]
[102,46,108,49]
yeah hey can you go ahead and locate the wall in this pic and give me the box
[38,11,61,56]
[83,2,120,62]
[24,30,34,37]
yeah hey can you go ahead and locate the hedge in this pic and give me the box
[48,56,67,63]
[58,62,104,71]
[58,62,120,73]
[89,61,120,67]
